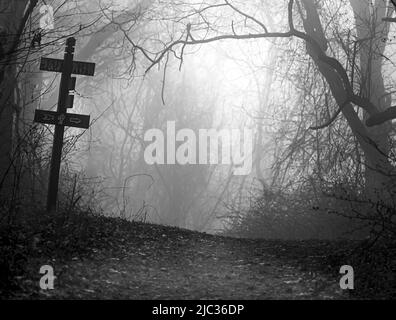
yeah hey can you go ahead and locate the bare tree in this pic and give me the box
[115,0,396,203]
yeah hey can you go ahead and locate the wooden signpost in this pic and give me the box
[34,37,95,212]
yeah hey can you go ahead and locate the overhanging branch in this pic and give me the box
[366,107,396,127]
[127,0,391,127]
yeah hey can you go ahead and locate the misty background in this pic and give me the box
[2,0,396,240]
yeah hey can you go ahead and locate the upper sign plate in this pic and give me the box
[40,57,95,76]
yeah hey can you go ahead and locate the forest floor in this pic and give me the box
[0,212,396,299]
[1,212,390,299]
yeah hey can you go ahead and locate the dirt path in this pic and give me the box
[12,223,348,299]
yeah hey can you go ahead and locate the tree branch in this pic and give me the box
[366,107,396,127]
[224,0,268,33]
[310,100,348,130]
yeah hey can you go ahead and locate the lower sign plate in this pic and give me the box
[34,110,90,129]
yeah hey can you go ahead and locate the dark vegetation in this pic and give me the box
[1,198,395,299]
[223,184,396,299]
[225,182,396,240]
[1,143,396,299]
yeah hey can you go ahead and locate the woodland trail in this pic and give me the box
[10,221,348,299]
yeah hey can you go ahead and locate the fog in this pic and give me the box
[3,0,396,239]
[32,1,284,233]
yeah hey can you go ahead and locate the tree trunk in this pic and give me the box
[300,0,395,202]
[0,0,30,201]
[349,0,393,199]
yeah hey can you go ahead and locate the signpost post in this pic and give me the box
[34,37,95,212]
